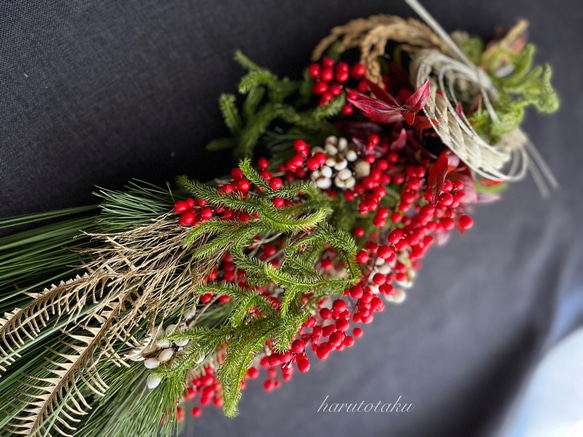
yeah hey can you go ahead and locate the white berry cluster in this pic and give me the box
[310,136,370,190]
[126,304,203,389]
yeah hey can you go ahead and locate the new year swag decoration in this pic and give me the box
[0,1,558,435]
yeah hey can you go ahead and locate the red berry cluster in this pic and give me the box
[308,57,366,110]
[170,55,479,422]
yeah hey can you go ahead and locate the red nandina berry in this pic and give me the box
[237,179,251,192]
[353,227,365,238]
[239,212,251,223]
[377,245,394,260]
[355,250,369,264]
[343,336,355,347]
[372,215,386,228]
[353,327,364,338]
[297,358,311,373]
[319,92,333,106]
[264,380,274,391]
[304,317,316,328]
[179,211,195,226]
[441,217,455,230]
[268,354,281,367]
[322,57,334,68]
[388,229,405,244]
[231,168,245,181]
[459,215,473,229]
[373,273,386,285]
[364,241,379,253]
[306,156,320,171]
[273,197,284,208]
[395,239,408,251]
[341,103,354,115]
[330,84,343,97]
[321,67,334,82]
[291,339,305,354]
[332,299,347,313]
[336,319,349,332]
[219,295,231,304]
[293,139,308,154]
[367,134,380,146]
[379,283,394,295]
[316,345,330,360]
[320,308,333,319]
[247,367,259,379]
[442,180,453,192]
[370,296,384,311]
[336,62,349,72]
[322,324,336,337]
[313,81,328,95]
[438,192,454,206]
[258,157,269,170]
[350,63,366,79]
[357,80,368,93]
[329,332,343,346]
[192,407,202,418]
[288,155,303,169]
[270,178,283,190]
[174,200,188,213]
[321,258,333,270]
[336,70,349,82]
[365,154,376,164]
[309,63,321,78]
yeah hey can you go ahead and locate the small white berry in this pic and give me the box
[320,165,333,178]
[157,349,174,363]
[155,339,171,349]
[337,137,348,151]
[175,338,190,347]
[345,150,358,162]
[338,168,352,180]
[146,374,161,389]
[316,177,332,189]
[325,143,338,156]
[144,358,160,369]
[344,177,356,189]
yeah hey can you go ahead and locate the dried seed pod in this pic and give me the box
[184,305,197,321]
[316,177,332,189]
[175,338,190,347]
[155,339,171,349]
[325,143,338,156]
[147,374,161,389]
[311,146,325,155]
[337,168,352,180]
[333,156,348,171]
[165,324,177,336]
[144,358,160,369]
[384,288,407,304]
[142,343,158,355]
[334,175,346,188]
[345,149,358,162]
[344,177,356,189]
[157,349,174,363]
[320,165,333,178]
[337,137,348,151]
[354,159,371,178]
[325,135,338,146]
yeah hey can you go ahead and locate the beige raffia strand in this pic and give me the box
[312,14,453,85]
[311,1,558,195]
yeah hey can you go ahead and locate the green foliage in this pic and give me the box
[206,50,343,160]
[156,159,363,417]
[461,36,484,65]
[470,43,559,141]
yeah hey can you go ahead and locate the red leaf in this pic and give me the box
[412,115,438,132]
[347,90,403,124]
[402,111,416,126]
[390,128,407,152]
[476,178,504,187]
[427,151,449,204]
[365,79,400,106]
[404,79,430,114]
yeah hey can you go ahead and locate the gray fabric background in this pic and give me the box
[1,1,582,436]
